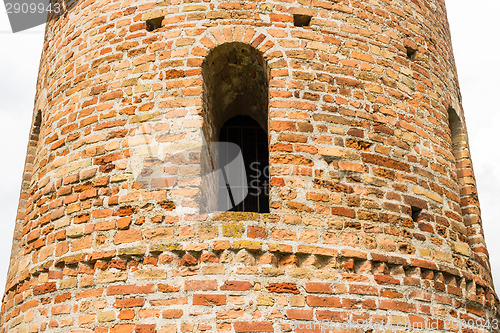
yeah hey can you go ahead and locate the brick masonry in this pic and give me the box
[2,0,499,332]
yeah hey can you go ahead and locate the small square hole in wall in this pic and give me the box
[293,14,312,27]
[146,16,164,32]
[406,46,417,60]
[411,206,422,222]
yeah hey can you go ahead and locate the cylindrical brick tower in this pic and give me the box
[2,0,499,332]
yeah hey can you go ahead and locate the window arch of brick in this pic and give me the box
[32,110,42,141]
[447,107,468,184]
[202,42,270,213]
[447,107,469,223]
[447,107,465,163]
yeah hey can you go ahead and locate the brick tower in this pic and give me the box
[2,0,499,332]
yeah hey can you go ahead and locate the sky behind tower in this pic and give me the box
[0,0,498,293]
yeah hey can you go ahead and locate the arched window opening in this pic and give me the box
[31,110,42,144]
[33,110,42,137]
[202,42,270,213]
[27,110,43,189]
[447,107,465,163]
[219,116,269,213]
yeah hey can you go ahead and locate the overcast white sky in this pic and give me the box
[0,1,498,293]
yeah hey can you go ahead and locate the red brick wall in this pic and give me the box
[2,0,498,332]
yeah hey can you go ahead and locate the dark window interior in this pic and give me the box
[219,115,269,213]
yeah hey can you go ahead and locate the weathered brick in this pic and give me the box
[192,294,226,306]
[113,298,145,308]
[3,1,496,331]
[233,322,274,332]
[220,281,252,291]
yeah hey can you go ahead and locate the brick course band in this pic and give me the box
[2,0,499,332]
